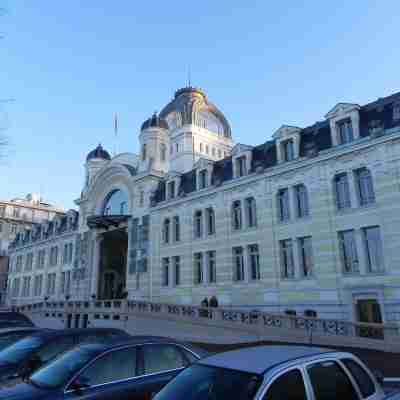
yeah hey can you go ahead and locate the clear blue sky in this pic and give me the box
[1,1,399,209]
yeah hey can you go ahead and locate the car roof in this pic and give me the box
[27,327,128,339]
[78,336,209,357]
[0,327,40,335]
[199,345,335,375]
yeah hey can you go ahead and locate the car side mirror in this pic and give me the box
[70,376,90,393]
[373,370,384,386]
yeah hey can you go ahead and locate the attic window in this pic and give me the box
[337,119,354,144]
[199,169,208,189]
[282,139,294,161]
[236,156,247,177]
[394,103,400,121]
[368,120,384,136]
[168,181,176,199]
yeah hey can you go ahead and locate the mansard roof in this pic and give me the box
[151,90,400,206]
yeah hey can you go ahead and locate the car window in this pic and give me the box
[342,358,375,398]
[0,336,43,364]
[78,333,107,344]
[142,344,187,374]
[31,346,99,389]
[153,364,262,400]
[263,369,307,400]
[78,347,137,386]
[36,336,75,363]
[307,361,358,400]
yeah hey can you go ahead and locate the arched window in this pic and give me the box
[173,216,180,242]
[163,218,170,244]
[232,201,242,230]
[194,211,203,238]
[160,144,166,162]
[102,190,129,215]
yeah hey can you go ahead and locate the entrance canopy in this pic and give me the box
[87,215,131,230]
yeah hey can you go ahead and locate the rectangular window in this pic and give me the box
[280,239,295,279]
[13,207,20,218]
[173,216,180,242]
[294,184,309,218]
[60,272,66,294]
[25,253,33,271]
[50,246,58,266]
[207,251,216,283]
[34,275,43,297]
[63,244,68,265]
[355,168,375,206]
[194,252,203,284]
[248,244,260,280]
[298,237,313,277]
[232,201,242,230]
[0,206,5,217]
[168,181,175,199]
[337,119,354,144]
[173,256,180,286]
[233,247,245,281]
[236,156,246,177]
[338,230,359,274]
[199,169,208,189]
[11,224,17,234]
[282,139,294,161]
[335,173,351,210]
[68,243,73,263]
[194,211,203,238]
[16,255,23,272]
[363,226,384,273]
[206,208,215,235]
[278,188,290,222]
[245,197,257,227]
[162,258,169,287]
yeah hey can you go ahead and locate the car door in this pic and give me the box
[261,367,310,400]
[64,346,138,400]
[127,344,190,400]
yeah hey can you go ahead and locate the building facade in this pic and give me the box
[0,193,65,255]
[6,87,400,324]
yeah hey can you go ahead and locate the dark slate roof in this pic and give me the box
[151,90,400,206]
[141,113,169,131]
[86,144,111,162]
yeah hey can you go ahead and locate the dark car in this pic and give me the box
[0,312,34,329]
[0,337,210,400]
[0,328,41,351]
[0,327,130,388]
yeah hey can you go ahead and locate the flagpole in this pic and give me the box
[113,113,118,157]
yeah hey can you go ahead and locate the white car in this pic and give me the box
[154,345,400,400]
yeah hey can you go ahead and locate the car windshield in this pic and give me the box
[30,346,100,389]
[154,364,263,400]
[0,336,43,364]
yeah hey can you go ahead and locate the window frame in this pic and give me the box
[298,236,313,278]
[194,252,204,285]
[194,210,203,239]
[338,229,359,274]
[232,200,242,230]
[278,188,290,222]
[207,250,216,284]
[362,226,384,273]
[233,246,245,282]
[206,208,215,236]
[245,197,257,227]
[260,367,309,400]
[334,173,351,210]
[282,139,295,162]
[354,167,375,207]
[280,239,295,279]
[337,118,354,145]
[162,257,170,287]
[173,216,180,242]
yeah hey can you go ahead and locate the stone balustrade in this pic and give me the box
[15,300,400,352]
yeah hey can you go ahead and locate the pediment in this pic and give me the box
[325,103,360,119]
[194,157,214,170]
[231,143,253,156]
[273,125,302,140]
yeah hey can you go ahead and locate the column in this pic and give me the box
[90,234,103,300]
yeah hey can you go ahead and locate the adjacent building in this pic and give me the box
[6,87,400,325]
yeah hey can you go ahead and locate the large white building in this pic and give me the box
[7,87,400,325]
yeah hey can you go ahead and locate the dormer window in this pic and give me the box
[282,139,294,162]
[199,169,208,189]
[236,156,247,177]
[337,119,354,144]
[168,181,176,199]
[393,103,400,121]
